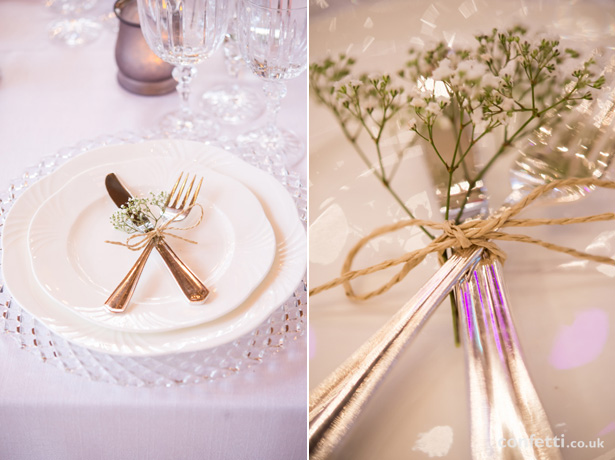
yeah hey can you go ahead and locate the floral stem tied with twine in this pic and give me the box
[106,192,204,250]
[309,26,606,342]
[310,178,615,301]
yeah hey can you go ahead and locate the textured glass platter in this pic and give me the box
[309,1,615,459]
[0,131,307,386]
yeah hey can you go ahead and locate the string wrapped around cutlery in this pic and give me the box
[311,178,615,300]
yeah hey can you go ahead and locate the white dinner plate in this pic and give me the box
[28,160,276,333]
[1,139,306,356]
[310,1,615,459]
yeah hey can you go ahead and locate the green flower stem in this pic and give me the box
[453,85,586,224]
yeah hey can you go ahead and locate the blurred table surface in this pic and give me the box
[0,1,307,459]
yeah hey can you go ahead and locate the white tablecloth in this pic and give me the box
[0,1,307,459]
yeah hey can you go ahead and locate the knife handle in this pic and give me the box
[155,237,209,304]
[104,239,156,313]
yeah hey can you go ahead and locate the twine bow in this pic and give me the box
[106,204,204,250]
[310,178,615,301]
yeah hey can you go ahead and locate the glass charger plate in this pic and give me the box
[309,1,615,459]
[0,131,306,386]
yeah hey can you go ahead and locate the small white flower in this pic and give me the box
[481,73,502,89]
[431,58,453,81]
[411,97,427,108]
[457,60,474,73]
[407,86,422,99]
[457,60,488,80]
[469,63,489,80]
[408,118,418,129]
[500,97,515,112]
[348,79,363,88]
[480,53,492,61]
[425,101,441,115]
[493,111,510,125]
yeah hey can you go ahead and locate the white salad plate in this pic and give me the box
[310,1,615,459]
[1,139,306,356]
[28,160,276,333]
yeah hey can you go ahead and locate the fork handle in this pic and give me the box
[104,239,157,313]
[155,237,209,304]
[457,260,561,460]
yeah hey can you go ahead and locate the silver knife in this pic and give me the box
[104,173,209,312]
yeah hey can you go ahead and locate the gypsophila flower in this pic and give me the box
[110,191,168,234]
[432,58,454,81]
[481,73,502,89]
[410,97,427,108]
[500,97,515,112]
[457,60,489,80]
[407,86,422,99]
[310,25,604,225]
[425,101,441,115]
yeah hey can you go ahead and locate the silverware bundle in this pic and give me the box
[104,172,209,312]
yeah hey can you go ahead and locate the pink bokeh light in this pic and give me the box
[549,309,609,370]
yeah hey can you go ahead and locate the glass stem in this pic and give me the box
[223,16,242,82]
[223,35,242,81]
[173,65,196,121]
[263,80,287,135]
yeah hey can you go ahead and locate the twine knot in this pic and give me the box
[441,221,473,249]
[310,178,615,301]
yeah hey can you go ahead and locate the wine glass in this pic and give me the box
[235,0,308,164]
[46,0,103,47]
[200,0,265,125]
[136,0,231,137]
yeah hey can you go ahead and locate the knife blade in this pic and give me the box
[105,173,132,208]
[105,173,151,231]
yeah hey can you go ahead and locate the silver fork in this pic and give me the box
[457,81,615,460]
[105,173,209,313]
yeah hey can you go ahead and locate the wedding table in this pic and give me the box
[0,1,307,459]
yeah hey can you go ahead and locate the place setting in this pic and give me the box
[0,0,307,386]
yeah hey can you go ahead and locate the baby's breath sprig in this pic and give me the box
[110,191,169,234]
[310,55,434,239]
[310,26,604,225]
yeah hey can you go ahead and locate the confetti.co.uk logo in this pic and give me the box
[498,435,605,449]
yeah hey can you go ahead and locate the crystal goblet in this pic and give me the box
[235,0,308,164]
[136,0,231,137]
